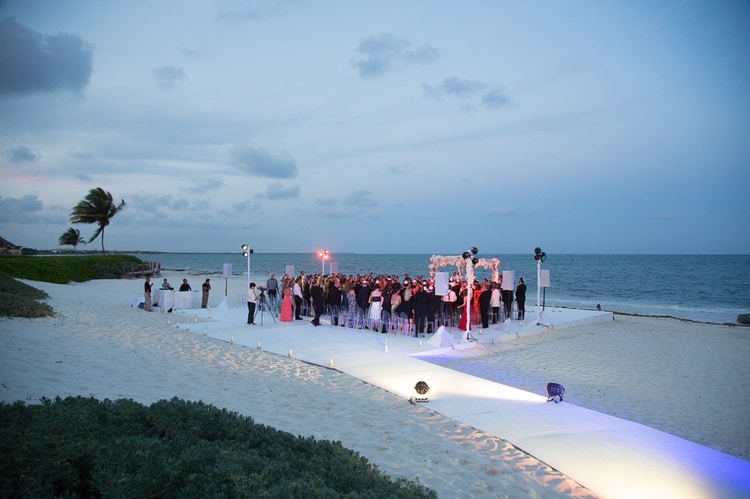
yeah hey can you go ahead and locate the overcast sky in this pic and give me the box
[1,1,748,255]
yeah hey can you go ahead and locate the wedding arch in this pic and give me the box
[429,254,501,282]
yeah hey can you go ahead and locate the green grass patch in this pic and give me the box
[0,255,143,283]
[0,271,54,318]
[0,396,436,498]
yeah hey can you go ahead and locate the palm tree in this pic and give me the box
[69,187,126,255]
[58,227,86,253]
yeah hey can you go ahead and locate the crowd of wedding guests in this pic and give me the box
[261,270,527,336]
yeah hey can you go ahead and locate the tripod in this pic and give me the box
[255,291,277,325]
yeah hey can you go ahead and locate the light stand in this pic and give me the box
[534,269,551,328]
[537,258,542,308]
[318,250,329,275]
[534,247,546,307]
[241,244,253,296]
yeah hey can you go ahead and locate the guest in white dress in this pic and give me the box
[369,285,382,329]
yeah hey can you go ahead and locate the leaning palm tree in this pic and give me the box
[58,227,86,253]
[69,187,126,255]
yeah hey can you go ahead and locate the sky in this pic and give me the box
[1,1,749,255]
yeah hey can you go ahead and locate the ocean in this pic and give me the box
[133,252,749,325]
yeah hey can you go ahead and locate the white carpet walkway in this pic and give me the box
[167,303,750,499]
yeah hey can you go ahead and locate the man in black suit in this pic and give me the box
[310,277,324,326]
[515,277,527,320]
[479,282,492,328]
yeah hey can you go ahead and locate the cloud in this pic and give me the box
[232,199,262,213]
[314,197,337,206]
[188,178,223,194]
[351,33,438,78]
[343,189,377,207]
[154,65,185,89]
[265,182,300,200]
[0,194,44,222]
[423,77,484,98]
[229,145,298,178]
[0,17,93,96]
[482,90,512,109]
[5,145,40,162]
[69,149,94,160]
[75,174,94,182]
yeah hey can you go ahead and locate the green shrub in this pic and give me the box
[0,271,54,318]
[0,397,436,498]
[0,255,142,283]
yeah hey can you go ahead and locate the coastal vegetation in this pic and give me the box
[58,227,87,253]
[0,271,54,318]
[69,187,126,255]
[0,396,436,498]
[0,255,143,318]
[0,254,142,284]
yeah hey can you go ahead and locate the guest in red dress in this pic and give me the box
[280,280,294,322]
[457,284,471,331]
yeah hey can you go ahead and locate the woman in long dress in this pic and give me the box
[457,285,471,331]
[279,280,294,322]
[368,284,382,330]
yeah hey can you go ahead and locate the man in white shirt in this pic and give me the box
[247,282,258,325]
[490,282,502,323]
[293,277,304,320]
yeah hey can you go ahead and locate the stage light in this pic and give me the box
[472,257,479,265]
[462,251,471,259]
[546,382,565,403]
[318,249,329,274]
[470,247,478,255]
[413,380,430,402]
[241,244,253,290]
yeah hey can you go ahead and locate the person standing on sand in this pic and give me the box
[266,273,279,307]
[279,279,294,322]
[201,278,211,308]
[179,278,191,291]
[144,276,153,311]
[293,276,304,320]
[516,277,527,320]
[247,283,258,325]
[490,282,501,324]
[310,277,324,326]
[479,282,492,328]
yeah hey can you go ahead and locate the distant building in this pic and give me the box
[0,236,22,255]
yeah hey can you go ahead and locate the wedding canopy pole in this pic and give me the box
[465,259,474,337]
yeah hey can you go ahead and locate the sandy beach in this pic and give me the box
[2,273,748,498]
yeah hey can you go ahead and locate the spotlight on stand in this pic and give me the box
[241,244,254,290]
[534,247,546,262]
[413,381,430,403]
[546,382,565,403]
[470,247,478,255]
[462,251,471,259]
[471,257,479,265]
